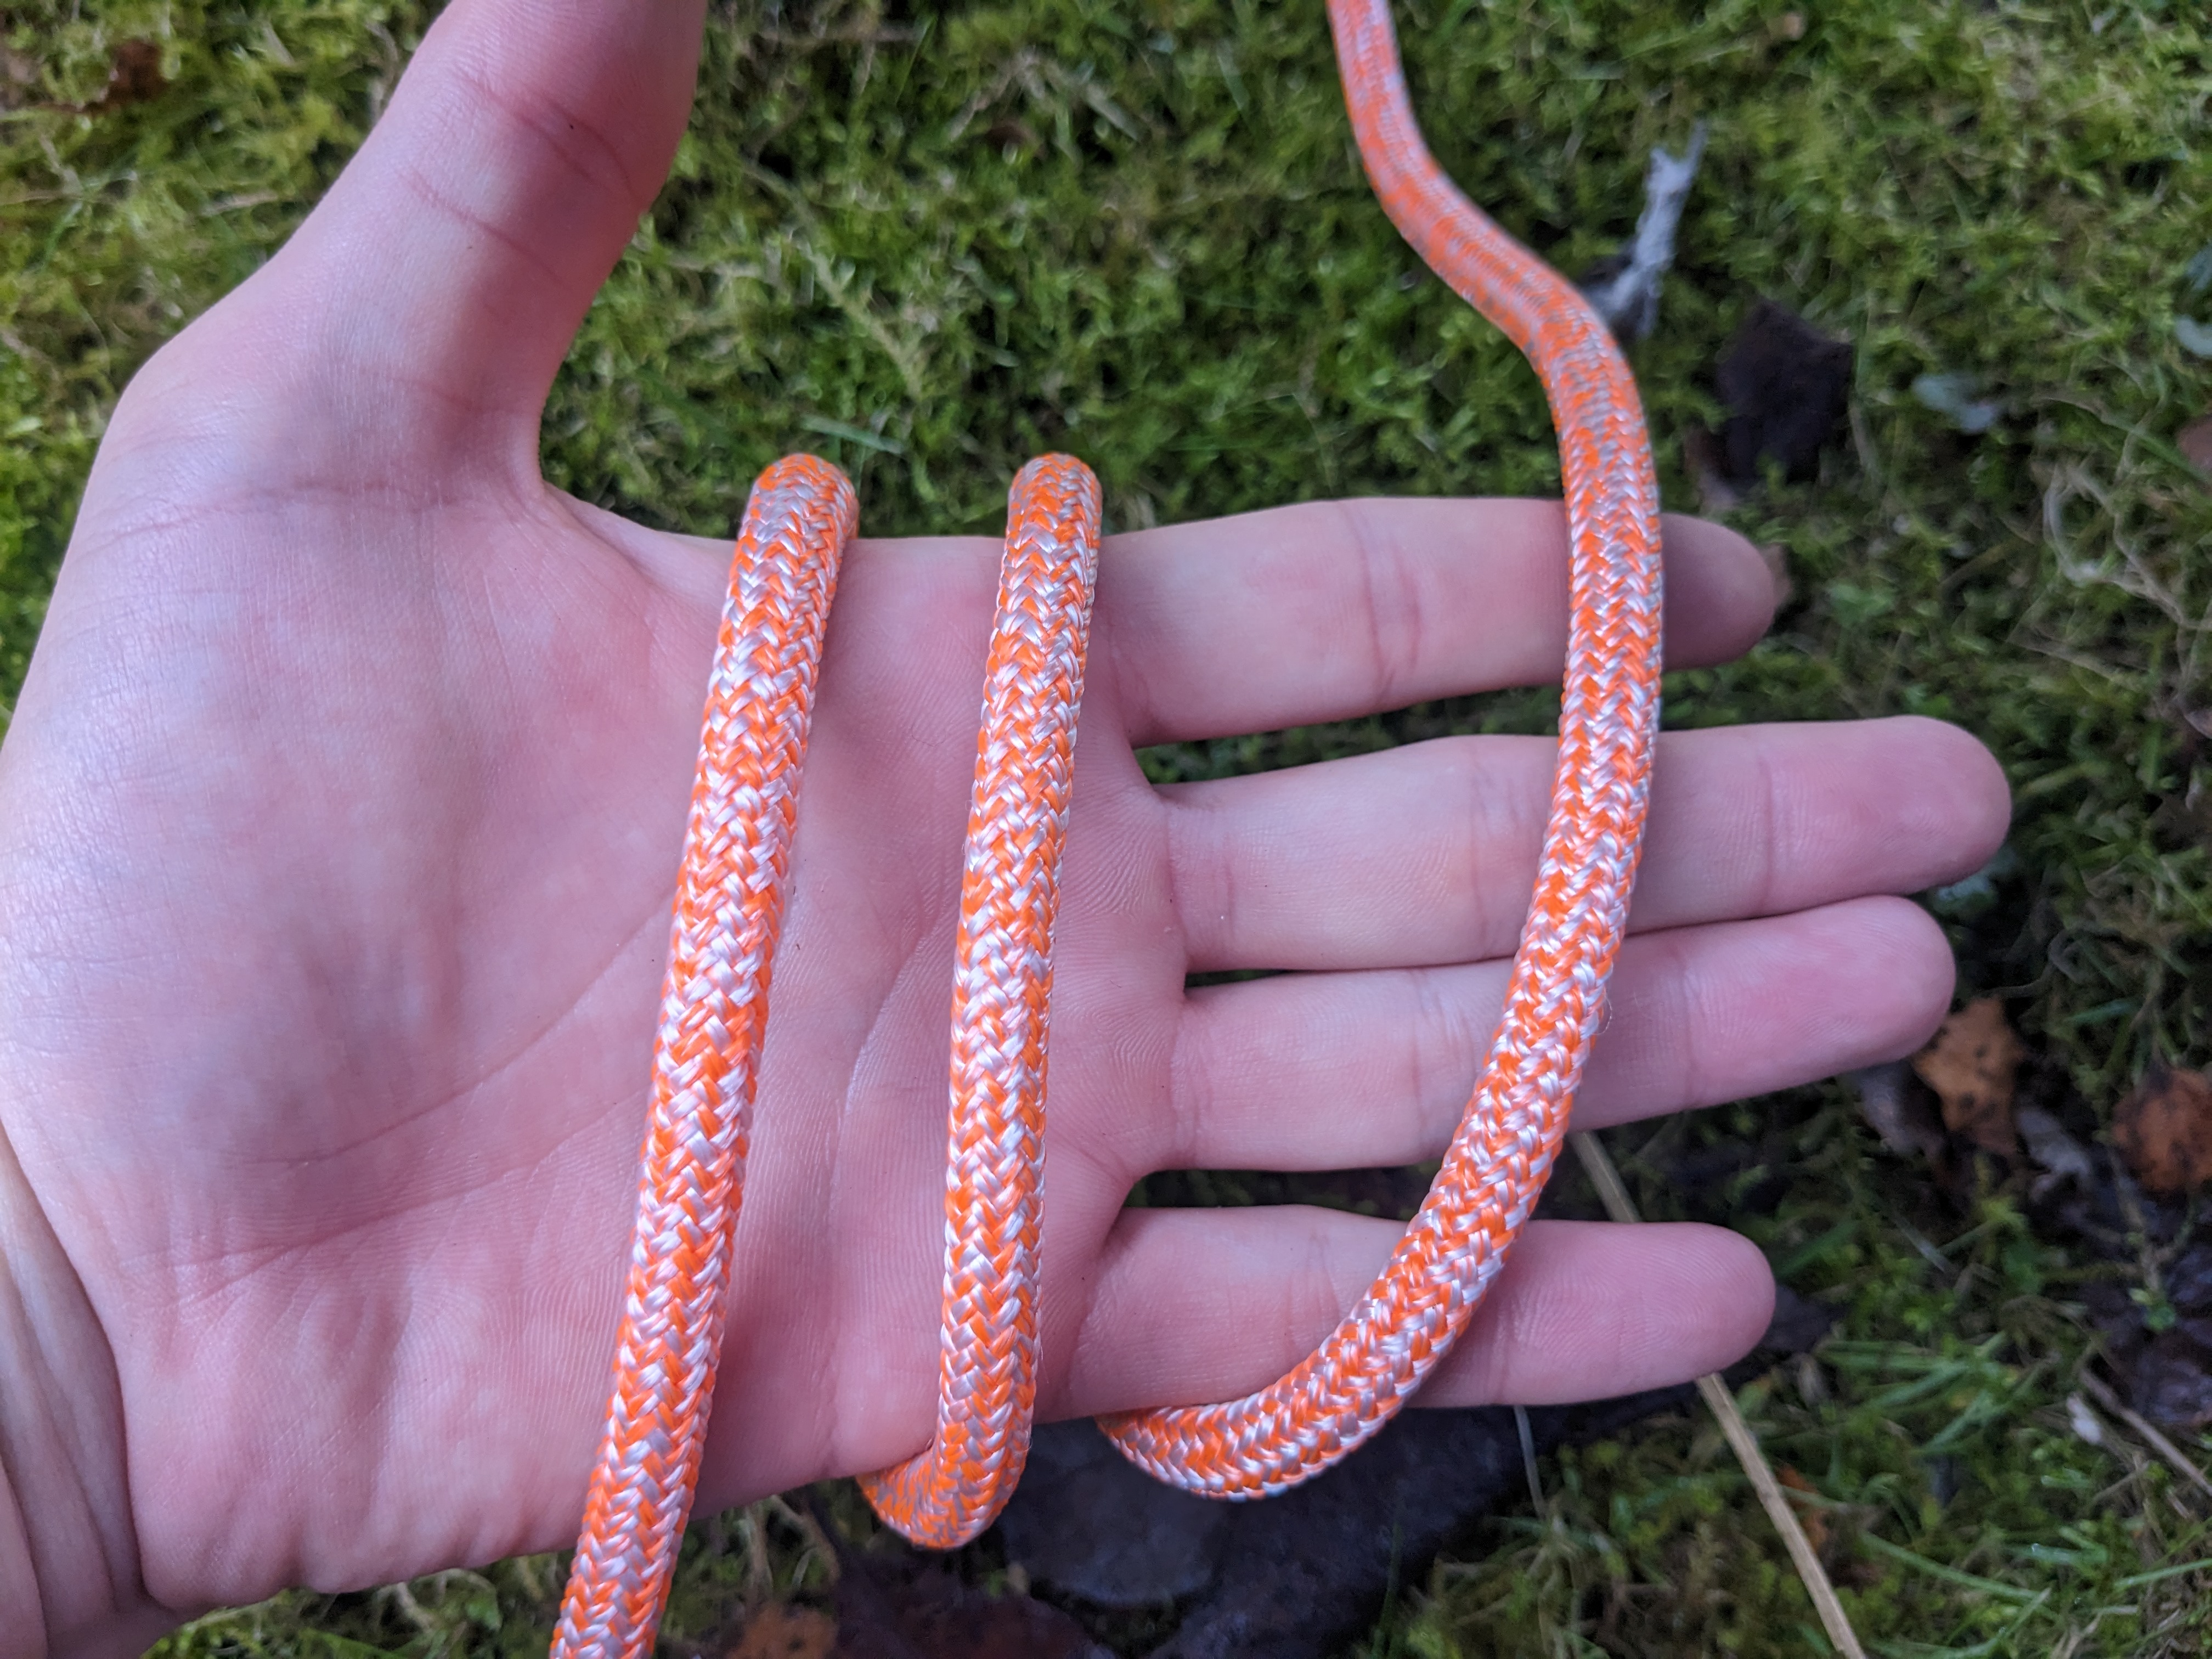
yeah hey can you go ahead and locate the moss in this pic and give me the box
[1391,1094,2212,1657]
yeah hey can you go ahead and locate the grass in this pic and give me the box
[3,0,2211,1651]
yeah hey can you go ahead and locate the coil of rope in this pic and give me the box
[550,0,1661,1650]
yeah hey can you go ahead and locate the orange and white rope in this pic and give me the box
[551,456,854,1659]
[553,0,1660,1648]
[856,454,1102,1547]
[1095,0,1661,1500]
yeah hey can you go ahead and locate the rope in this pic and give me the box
[552,0,1661,1647]
[552,456,854,1659]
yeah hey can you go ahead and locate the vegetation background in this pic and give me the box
[3,0,2210,1652]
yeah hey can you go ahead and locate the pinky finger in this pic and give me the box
[1052,1212,1773,1420]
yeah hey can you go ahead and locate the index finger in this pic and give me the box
[1095,497,1776,747]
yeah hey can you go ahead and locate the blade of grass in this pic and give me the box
[1855,1534,2042,1605]
[2112,1558,2212,1591]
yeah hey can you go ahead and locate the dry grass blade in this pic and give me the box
[1570,1131,1869,1659]
[2077,1370,2212,1502]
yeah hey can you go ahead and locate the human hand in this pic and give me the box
[0,0,2009,1651]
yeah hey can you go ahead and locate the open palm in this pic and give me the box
[0,0,2008,1649]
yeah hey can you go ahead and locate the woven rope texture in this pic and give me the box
[558,0,1661,1643]
[858,454,1103,1547]
[551,458,855,1659]
[1090,0,1662,1500]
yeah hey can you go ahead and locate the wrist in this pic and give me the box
[0,1119,171,1659]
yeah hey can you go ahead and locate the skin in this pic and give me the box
[0,0,2012,1651]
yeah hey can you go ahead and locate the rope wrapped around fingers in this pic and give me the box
[1093,0,1662,1499]
[857,454,1103,1548]
[554,0,1660,1645]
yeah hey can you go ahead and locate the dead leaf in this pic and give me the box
[1714,297,1852,484]
[2180,415,2212,476]
[2114,1064,2212,1195]
[59,39,166,114]
[982,117,1039,151]
[1911,998,2022,1156]
[1775,1465,1830,1553]
[731,1603,837,1659]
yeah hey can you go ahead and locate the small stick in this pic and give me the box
[1571,1131,1869,1659]
[2078,1370,2212,1501]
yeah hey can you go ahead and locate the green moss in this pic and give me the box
[1392,1096,2212,1657]
[3,0,2210,1653]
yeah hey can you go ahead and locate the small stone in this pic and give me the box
[1851,1060,1946,1161]
[1759,1284,1839,1355]
[997,1421,1228,1607]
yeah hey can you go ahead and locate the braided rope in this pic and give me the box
[551,457,854,1659]
[1090,0,1662,1499]
[560,0,1661,1638]
[857,454,1103,1548]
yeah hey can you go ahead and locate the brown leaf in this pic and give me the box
[1911,998,2023,1156]
[63,39,167,114]
[731,1603,837,1659]
[2181,415,2212,476]
[981,117,1039,151]
[1775,1465,1830,1554]
[2114,1064,2212,1195]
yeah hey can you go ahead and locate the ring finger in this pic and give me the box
[1149,894,1953,1181]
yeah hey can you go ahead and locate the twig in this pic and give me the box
[2078,1370,2212,1501]
[1571,1131,1869,1659]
